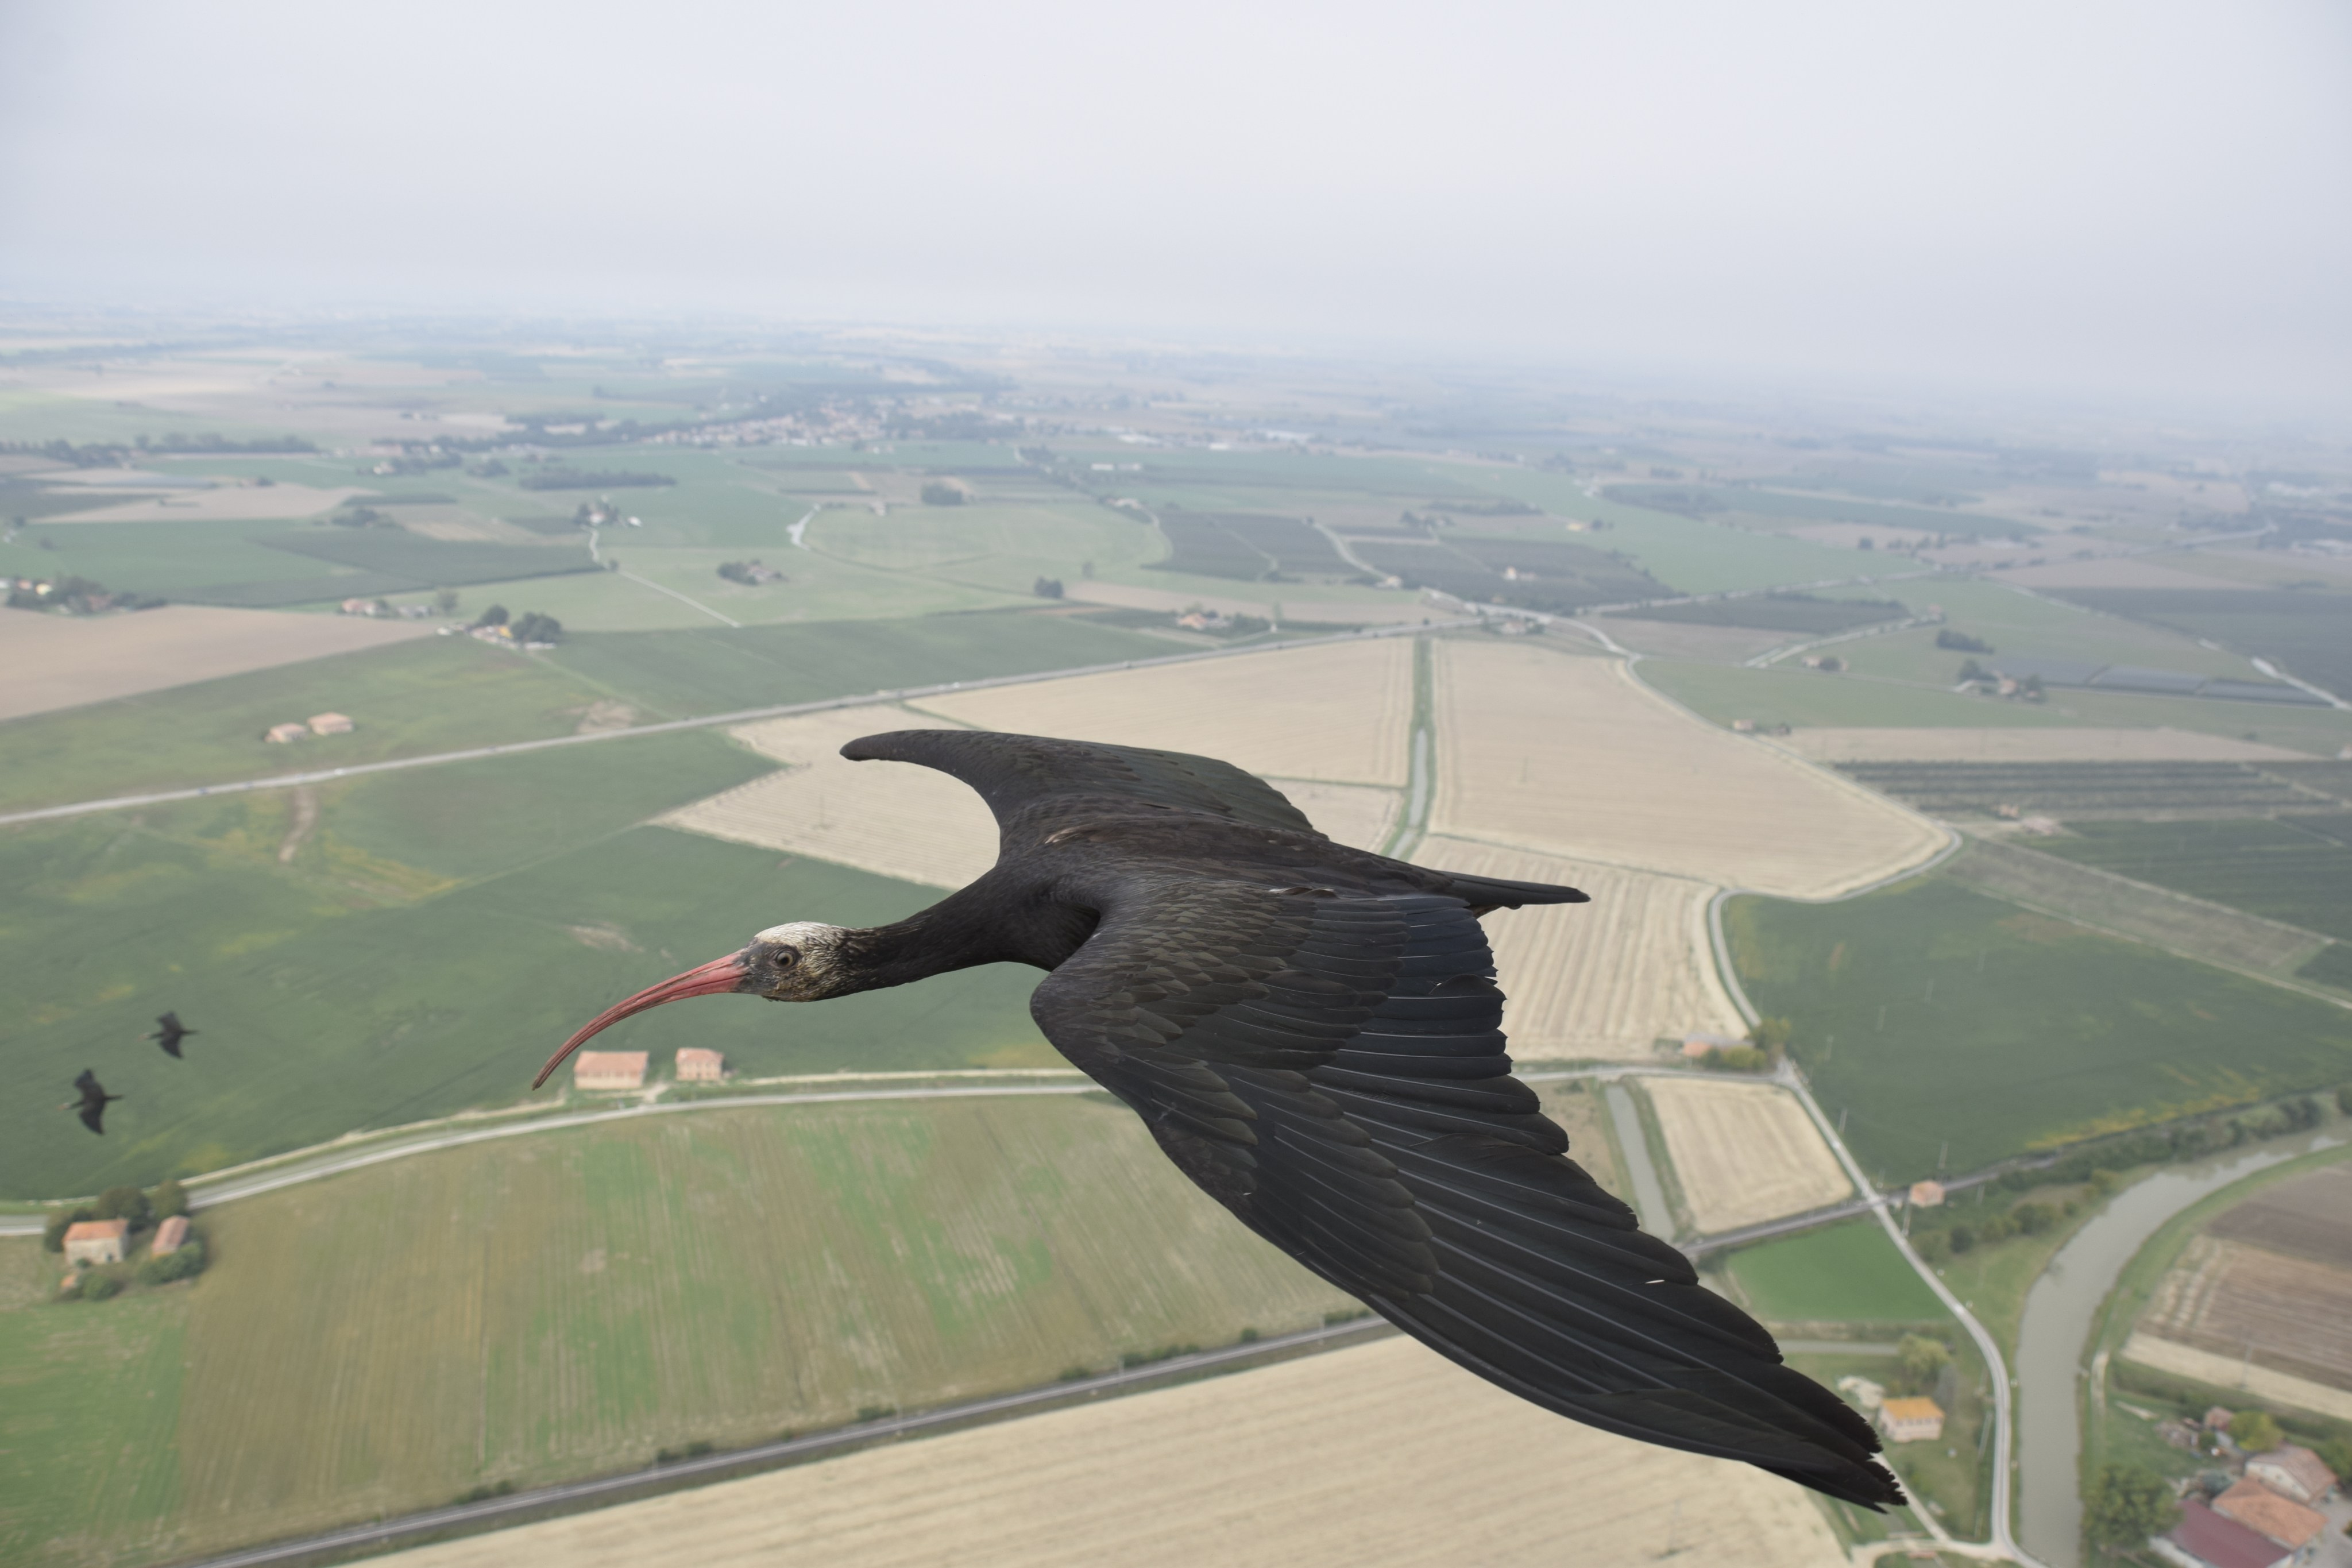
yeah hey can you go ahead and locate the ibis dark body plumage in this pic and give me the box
[150,1012,196,1059]
[69,1069,121,1135]
[543,729,1902,1507]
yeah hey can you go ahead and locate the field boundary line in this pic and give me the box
[0,617,1478,828]
[156,1316,1400,1568]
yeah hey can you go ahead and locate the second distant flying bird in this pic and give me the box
[149,1012,197,1059]
[66,1069,121,1135]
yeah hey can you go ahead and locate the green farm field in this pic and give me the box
[0,747,1073,1197]
[1637,661,2076,731]
[1829,578,2262,689]
[540,607,1175,717]
[0,1095,1355,1568]
[0,636,617,816]
[1725,878,2352,1182]
[1723,1220,1948,1323]
[2029,817,2352,948]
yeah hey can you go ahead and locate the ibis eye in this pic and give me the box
[773,948,799,968]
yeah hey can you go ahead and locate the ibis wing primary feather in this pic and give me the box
[1029,879,1902,1508]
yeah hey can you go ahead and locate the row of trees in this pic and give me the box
[473,605,564,644]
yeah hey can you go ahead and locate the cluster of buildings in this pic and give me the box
[337,597,432,619]
[571,1048,727,1091]
[61,1214,191,1270]
[2156,1413,2339,1568]
[263,712,354,744]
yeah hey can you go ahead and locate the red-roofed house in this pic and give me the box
[675,1048,725,1083]
[63,1219,129,1266]
[2157,1500,2291,1568]
[1878,1397,1944,1443]
[574,1051,647,1091]
[152,1215,190,1256]
[2245,1444,2337,1506]
[2212,1479,2324,1552]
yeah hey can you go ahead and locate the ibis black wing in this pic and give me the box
[841,728,1323,844]
[153,1013,189,1057]
[78,1103,107,1135]
[1029,878,1900,1507]
[74,1069,102,1097]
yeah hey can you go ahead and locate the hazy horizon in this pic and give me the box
[3,1,2349,415]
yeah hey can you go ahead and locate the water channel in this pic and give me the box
[1603,1083,1674,1234]
[2013,1129,2347,1568]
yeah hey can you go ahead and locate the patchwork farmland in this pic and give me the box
[380,1337,1844,1568]
[1644,1076,1852,1234]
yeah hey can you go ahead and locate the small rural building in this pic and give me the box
[264,721,308,744]
[2211,1480,2325,1553]
[1909,1180,1947,1208]
[63,1219,129,1266]
[1679,1031,1743,1060]
[573,1051,647,1091]
[2204,1406,2239,1431]
[1877,1397,1944,1444]
[152,1215,190,1256]
[2245,1445,2336,1505]
[307,712,354,735]
[675,1048,725,1083]
[2160,1500,2291,1568]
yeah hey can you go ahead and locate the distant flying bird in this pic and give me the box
[149,1013,197,1059]
[66,1069,121,1136]
[540,731,1902,1507]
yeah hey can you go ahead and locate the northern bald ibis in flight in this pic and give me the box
[149,1012,197,1059]
[540,730,1902,1507]
[67,1069,121,1135]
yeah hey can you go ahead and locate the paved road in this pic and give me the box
[0,617,1474,830]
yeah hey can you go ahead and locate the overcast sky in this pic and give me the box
[2,1,2347,410]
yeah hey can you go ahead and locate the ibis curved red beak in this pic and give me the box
[534,952,751,1088]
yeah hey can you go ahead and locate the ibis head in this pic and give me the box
[534,921,851,1087]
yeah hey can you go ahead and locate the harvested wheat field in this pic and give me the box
[656,705,991,888]
[1643,1076,1852,1234]
[383,1336,1843,1568]
[1432,642,1942,897]
[918,636,1413,786]
[1274,778,1399,851]
[1776,726,2308,764]
[0,604,433,720]
[2119,1333,2352,1423]
[1415,836,1743,1059]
